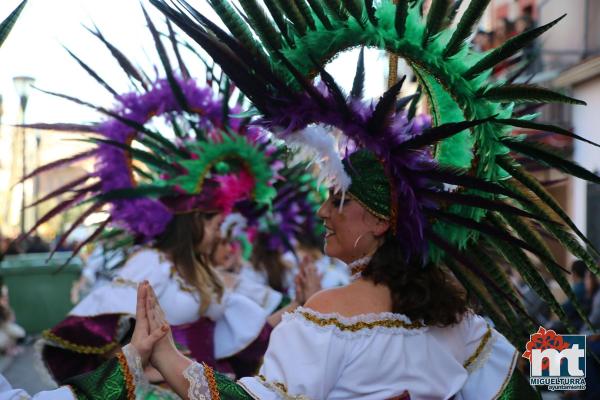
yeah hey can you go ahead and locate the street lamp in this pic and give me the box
[13,75,35,235]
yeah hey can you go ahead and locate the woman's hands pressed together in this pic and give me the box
[131,281,169,367]
[131,282,196,399]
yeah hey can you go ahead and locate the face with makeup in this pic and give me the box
[317,190,390,264]
[211,237,238,269]
[197,213,225,254]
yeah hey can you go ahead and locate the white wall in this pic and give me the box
[539,0,586,69]
[571,77,600,234]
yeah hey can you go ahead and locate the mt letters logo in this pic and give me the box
[522,327,586,391]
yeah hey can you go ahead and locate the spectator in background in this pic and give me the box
[581,269,600,399]
[584,268,600,331]
[492,18,519,75]
[493,18,516,48]
[515,13,542,74]
[24,235,50,253]
[473,29,493,52]
[513,267,552,326]
[0,235,22,256]
[570,260,589,307]
[515,15,534,34]
[0,283,25,355]
[550,260,590,332]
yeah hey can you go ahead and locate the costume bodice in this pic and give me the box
[237,307,517,400]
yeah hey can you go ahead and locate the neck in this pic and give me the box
[348,255,372,276]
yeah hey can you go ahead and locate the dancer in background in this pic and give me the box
[18,11,318,392]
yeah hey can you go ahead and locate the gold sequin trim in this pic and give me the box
[117,351,136,400]
[463,324,493,369]
[111,276,138,288]
[300,311,424,332]
[203,363,221,400]
[346,192,390,221]
[492,350,519,400]
[42,330,119,355]
[257,375,310,400]
[259,374,288,393]
[350,263,368,276]
[170,266,196,293]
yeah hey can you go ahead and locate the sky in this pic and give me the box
[0,0,386,127]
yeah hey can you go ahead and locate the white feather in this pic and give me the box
[220,213,248,239]
[276,124,352,193]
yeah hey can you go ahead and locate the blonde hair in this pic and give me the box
[154,212,224,314]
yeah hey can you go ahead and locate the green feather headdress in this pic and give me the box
[15,8,278,264]
[152,0,600,344]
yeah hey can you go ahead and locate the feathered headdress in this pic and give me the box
[17,9,277,261]
[239,160,327,255]
[153,0,600,345]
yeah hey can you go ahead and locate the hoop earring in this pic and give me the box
[353,233,365,249]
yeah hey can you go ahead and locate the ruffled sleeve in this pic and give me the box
[213,291,270,359]
[454,314,519,400]
[234,275,283,314]
[0,374,76,400]
[237,308,350,399]
[69,249,171,318]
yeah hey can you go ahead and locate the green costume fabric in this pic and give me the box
[65,357,132,400]
[64,356,254,400]
[64,355,537,400]
[498,370,542,400]
[215,371,254,400]
[343,150,392,220]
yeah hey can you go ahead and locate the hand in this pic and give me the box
[145,284,179,369]
[301,256,322,300]
[295,256,322,305]
[144,365,165,383]
[131,282,169,367]
[219,271,238,290]
[70,278,84,304]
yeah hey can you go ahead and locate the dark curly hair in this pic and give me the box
[362,233,469,327]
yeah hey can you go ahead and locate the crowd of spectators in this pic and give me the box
[0,233,82,258]
[472,9,540,76]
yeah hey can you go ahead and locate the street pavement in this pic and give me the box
[1,338,55,394]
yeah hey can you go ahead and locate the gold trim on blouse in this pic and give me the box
[257,375,311,400]
[492,350,519,400]
[42,330,119,355]
[299,311,424,332]
[463,324,493,369]
[116,351,136,400]
[203,363,221,400]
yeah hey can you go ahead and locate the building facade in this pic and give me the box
[0,126,92,239]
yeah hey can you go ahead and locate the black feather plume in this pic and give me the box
[465,14,566,79]
[350,48,365,99]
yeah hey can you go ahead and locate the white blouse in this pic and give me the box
[0,374,75,400]
[68,248,269,359]
[235,307,518,400]
[232,273,283,314]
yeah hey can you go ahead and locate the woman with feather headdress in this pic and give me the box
[9,0,600,398]
[16,13,314,396]
[111,0,597,398]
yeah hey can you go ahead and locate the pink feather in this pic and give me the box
[214,169,255,214]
